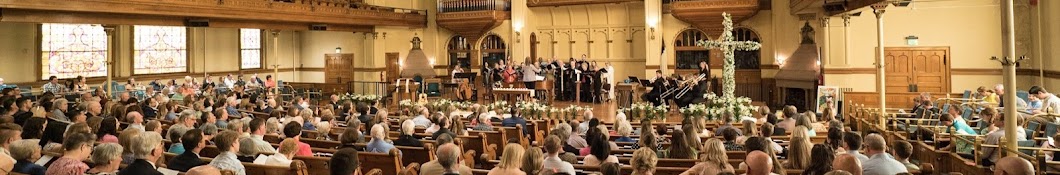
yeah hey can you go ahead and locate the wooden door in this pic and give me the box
[912,50,948,92]
[385,53,400,82]
[884,47,950,93]
[325,53,355,84]
[885,50,913,93]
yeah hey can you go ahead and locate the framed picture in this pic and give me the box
[817,86,839,114]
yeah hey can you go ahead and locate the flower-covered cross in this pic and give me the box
[697,12,762,98]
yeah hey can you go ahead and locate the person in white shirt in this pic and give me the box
[224,74,237,89]
[860,134,908,175]
[258,139,297,166]
[1030,86,1060,114]
[541,135,575,175]
[247,118,277,154]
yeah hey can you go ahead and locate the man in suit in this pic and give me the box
[642,70,668,106]
[168,129,207,172]
[118,132,165,175]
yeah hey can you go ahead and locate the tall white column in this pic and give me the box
[842,15,851,66]
[822,17,830,66]
[644,0,662,76]
[271,30,280,95]
[104,26,116,95]
[872,3,888,127]
[1001,0,1019,154]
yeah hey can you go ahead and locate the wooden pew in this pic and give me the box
[468,130,504,161]
[359,148,419,175]
[352,142,436,167]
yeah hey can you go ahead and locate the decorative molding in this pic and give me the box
[951,68,1002,76]
[1017,68,1060,78]
[0,0,426,29]
[527,0,639,7]
[823,68,876,74]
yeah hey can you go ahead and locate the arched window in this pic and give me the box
[481,34,506,67]
[733,27,761,69]
[40,23,108,80]
[674,29,710,69]
[240,28,263,69]
[133,25,188,74]
[447,35,471,69]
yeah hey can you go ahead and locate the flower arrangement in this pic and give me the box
[696,12,762,99]
[340,93,381,104]
[702,92,758,122]
[515,101,550,120]
[624,102,668,122]
[486,101,508,111]
[679,103,708,120]
[558,105,592,122]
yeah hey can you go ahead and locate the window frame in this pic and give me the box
[130,25,191,75]
[239,28,265,70]
[37,23,111,80]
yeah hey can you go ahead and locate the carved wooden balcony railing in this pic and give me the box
[0,0,427,31]
[439,0,510,13]
[670,0,762,37]
[526,0,640,7]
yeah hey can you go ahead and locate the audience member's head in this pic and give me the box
[250,118,266,135]
[832,153,863,175]
[522,147,544,175]
[544,135,563,155]
[401,119,416,136]
[701,138,730,169]
[863,133,887,155]
[237,137,258,156]
[371,123,386,141]
[721,127,739,141]
[9,140,41,162]
[436,143,463,170]
[0,123,21,146]
[278,138,299,157]
[497,143,524,169]
[842,131,862,151]
[118,129,142,155]
[630,148,658,174]
[283,122,301,139]
[213,131,241,152]
[90,143,123,168]
[62,132,97,159]
[783,105,798,119]
[182,129,205,153]
[995,156,1034,175]
[600,162,622,175]
[893,140,913,161]
[745,151,773,175]
[806,144,836,175]
[131,131,163,160]
[186,165,222,175]
[330,147,361,175]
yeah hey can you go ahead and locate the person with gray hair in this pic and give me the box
[10,140,45,175]
[419,143,472,175]
[186,165,222,175]
[87,143,123,175]
[126,111,145,132]
[118,132,164,175]
[860,134,907,175]
[366,124,397,153]
[994,156,1034,175]
[168,111,198,141]
[394,120,423,147]
[237,137,261,162]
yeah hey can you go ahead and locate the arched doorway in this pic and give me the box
[447,35,471,72]
[481,34,507,68]
[530,33,538,63]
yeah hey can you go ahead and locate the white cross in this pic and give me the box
[697,12,762,98]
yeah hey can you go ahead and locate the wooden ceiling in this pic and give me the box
[670,0,762,38]
[0,0,427,32]
[527,0,641,7]
[436,10,510,45]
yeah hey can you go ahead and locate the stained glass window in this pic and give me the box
[240,28,262,69]
[133,25,187,74]
[41,23,108,80]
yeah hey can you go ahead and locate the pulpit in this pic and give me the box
[391,79,419,106]
[616,83,639,108]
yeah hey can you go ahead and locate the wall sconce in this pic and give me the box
[777,56,787,67]
[335,47,342,53]
[905,35,919,46]
[515,31,522,43]
[650,27,656,40]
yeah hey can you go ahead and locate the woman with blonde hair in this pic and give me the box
[784,136,812,169]
[736,119,758,144]
[521,147,544,175]
[683,139,735,175]
[631,148,658,175]
[488,143,526,175]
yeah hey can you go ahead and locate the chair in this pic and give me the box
[963,90,972,99]
[1028,121,1041,133]
[1018,140,1036,156]
[1046,123,1058,138]
[961,107,973,120]
[1017,90,1030,103]
[425,82,441,97]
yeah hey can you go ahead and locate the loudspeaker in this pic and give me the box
[310,24,328,31]
[185,19,210,27]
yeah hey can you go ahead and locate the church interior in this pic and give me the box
[0,0,1057,175]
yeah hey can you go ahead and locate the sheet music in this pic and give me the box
[158,167,180,175]
[34,155,53,166]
